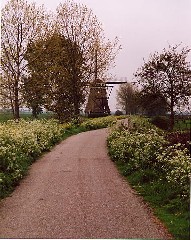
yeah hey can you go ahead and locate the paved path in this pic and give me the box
[0,129,171,239]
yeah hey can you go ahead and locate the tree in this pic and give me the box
[115,110,123,116]
[139,92,169,116]
[56,0,120,82]
[24,33,85,121]
[1,0,50,119]
[22,75,45,118]
[23,0,120,120]
[116,82,140,114]
[135,45,191,129]
[0,73,15,113]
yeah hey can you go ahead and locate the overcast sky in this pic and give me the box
[1,0,191,111]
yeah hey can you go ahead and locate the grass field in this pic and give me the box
[0,112,53,123]
[174,119,191,131]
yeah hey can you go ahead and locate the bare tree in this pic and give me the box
[116,82,140,114]
[135,45,191,129]
[56,0,120,82]
[1,0,51,119]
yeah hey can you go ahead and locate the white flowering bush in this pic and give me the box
[80,115,122,130]
[108,116,191,198]
[156,144,191,197]
[0,119,66,196]
[108,126,166,173]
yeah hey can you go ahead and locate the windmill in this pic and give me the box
[85,79,127,117]
[85,49,126,117]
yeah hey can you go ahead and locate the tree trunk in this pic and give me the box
[169,79,174,131]
[170,99,174,131]
[125,101,128,115]
[14,23,21,121]
[10,97,15,117]
[14,78,20,120]
[72,75,80,116]
[32,107,38,118]
[74,99,80,115]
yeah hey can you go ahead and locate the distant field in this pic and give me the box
[0,112,53,123]
[1,113,190,131]
[174,119,191,131]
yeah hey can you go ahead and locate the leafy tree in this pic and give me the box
[139,92,169,116]
[24,33,85,121]
[1,0,50,119]
[116,82,140,114]
[22,76,45,118]
[135,45,191,129]
[0,73,15,113]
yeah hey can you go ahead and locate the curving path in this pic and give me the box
[0,128,171,239]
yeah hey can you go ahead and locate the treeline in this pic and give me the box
[0,0,120,121]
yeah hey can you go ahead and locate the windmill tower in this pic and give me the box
[85,79,111,117]
[85,48,127,117]
[85,47,111,117]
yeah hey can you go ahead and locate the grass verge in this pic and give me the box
[119,163,190,240]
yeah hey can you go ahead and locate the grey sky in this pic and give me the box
[1,0,191,111]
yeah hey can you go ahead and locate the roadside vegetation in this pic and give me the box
[107,116,190,240]
[0,115,124,199]
[0,112,190,239]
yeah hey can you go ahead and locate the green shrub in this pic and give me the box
[151,115,171,130]
[115,110,123,116]
[166,131,190,154]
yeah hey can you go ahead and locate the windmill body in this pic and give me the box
[85,79,110,118]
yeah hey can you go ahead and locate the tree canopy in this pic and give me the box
[1,0,120,120]
[56,0,120,82]
[139,92,169,116]
[135,45,191,128]
[1,0,50,118]
[24,33,86,121]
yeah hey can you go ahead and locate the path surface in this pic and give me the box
[0,129,171,239]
